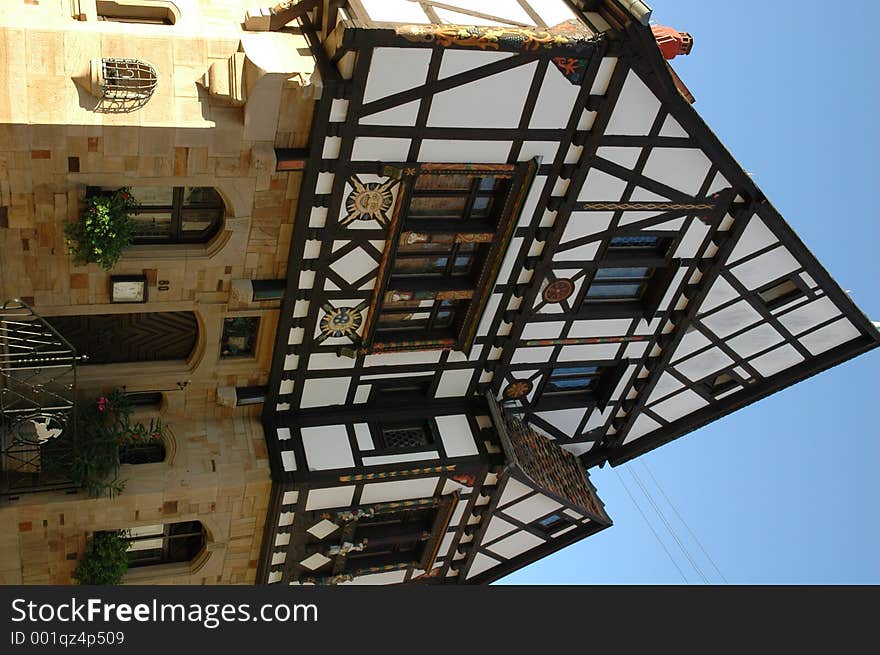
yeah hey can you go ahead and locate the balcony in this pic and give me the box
[0,300,80,499]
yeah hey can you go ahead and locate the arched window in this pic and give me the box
[127,187,223,244]
[122,521,205,568]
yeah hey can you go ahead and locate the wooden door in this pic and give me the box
[46,312,198,364]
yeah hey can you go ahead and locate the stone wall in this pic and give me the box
[0,1,315,583]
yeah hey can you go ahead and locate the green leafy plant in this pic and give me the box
[64,188,139,270]
[73,530,130,585]
[43,389,168,497]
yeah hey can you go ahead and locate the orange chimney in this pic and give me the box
[651,25,694,60]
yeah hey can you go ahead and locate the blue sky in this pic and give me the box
[499,0,880,584]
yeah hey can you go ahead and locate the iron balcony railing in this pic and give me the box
[0,300,82,498]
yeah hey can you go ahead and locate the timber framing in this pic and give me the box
[255,1,879,584]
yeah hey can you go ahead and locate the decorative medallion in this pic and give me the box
[341,176,397,226]
[504,380,533,400]
[319,306,362,339]
[542,278,575,304]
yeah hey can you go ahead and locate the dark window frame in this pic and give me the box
[535,360,629,411]
[531,512,574,536]
[364,161,537,353]
[756,274,809,311]
[578,233,680,319]
[101,521,205,569]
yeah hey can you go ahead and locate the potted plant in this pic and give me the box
[43,389,168,498]
[64,187,139,270]
[73,530,130,585]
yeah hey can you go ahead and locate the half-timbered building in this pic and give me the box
[0,0,876,587]
[253,0,880,585]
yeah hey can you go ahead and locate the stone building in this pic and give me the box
[1,0,877,585]
[0,0,317,584]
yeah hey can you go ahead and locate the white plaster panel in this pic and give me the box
[438,50,514,79]
[322,136,341,159]
[363,47,432,103]
[360,477,440,504]
[749,344,805,377]
[354,423,373,451]
[650,388,710,423]
[800,318,860,355]
[701,301,763,338]
[557,240,601,262]
[503,493,563,525]
[483,516,518,544]
[731,246,801,290]
[591,57,617,95]
[557,344,621,361]
[354,384,371,404]
[659,115,689,138]
[308,353,354,369]
[329,98,349,122]
[533,0,578,27]
[305,485,356,511]
[351,137,411,161]
[428,61,537,128]
[605,71,661,136]
[359,100,420,126]
[567,318,634,338]
[512,346,556,363]
[642,148,713,197]
[578,167,628,201]
[531,63,580,128]
[281,450,297,472]
[649,372,685,403]
[671,328,712,362]
[342,570,408,585]
[467,553,502,580]
[701,276,740,313]
[727,215,777,264]
[674,220,710,259]
[562,211,614,242]
[436,369,473,398]
[300,377,349,408]
[364,350,441,367]
[301,425,355,471]
[499,476,533,506]
[519,141,559,164]
[778,297,841,335]
[535,409,585,437]
[419,139,511,162]
[281,491,298,505]
[435,414,479,457]
[488,530,546,560]
[360,0,428,23]
[363,451,440,466]
[727,323,785,358]
[521,321,565,339]
[597,146,641,169]
[622,414,662,445]
[675,347,734,380]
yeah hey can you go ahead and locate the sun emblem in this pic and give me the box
[341,176,397,226]
[542,278,575,304]
[315,301,370,344]
[320,307,362,338]
[504,380,533,400]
